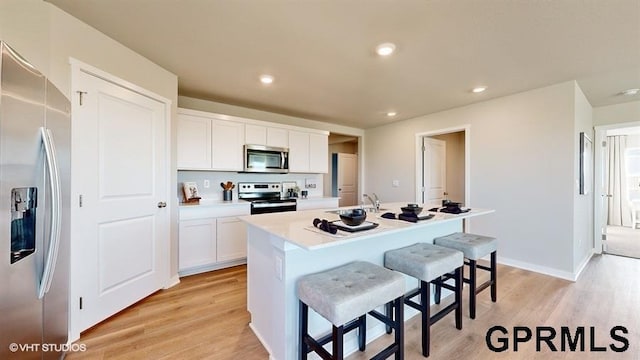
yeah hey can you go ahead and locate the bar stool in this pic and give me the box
[297,261,405,360]
[384,243,463,357]
[433,232,497,319]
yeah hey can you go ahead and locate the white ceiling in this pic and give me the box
[46,0,640,129]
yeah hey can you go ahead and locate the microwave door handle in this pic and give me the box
[281,152,285,169]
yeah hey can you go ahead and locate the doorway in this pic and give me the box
[325,133,359,206]
[594,123,640,259]
[416,127,470,208]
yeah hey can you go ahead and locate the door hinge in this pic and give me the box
[77,91,87,106]
[422,145,426,152]
[79,297,83,310]
[79,195,83,207]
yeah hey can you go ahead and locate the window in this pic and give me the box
[626,147,640,201]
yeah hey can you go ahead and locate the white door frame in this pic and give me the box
[414,125,471,207]
[68,58,172,342]
[593,121,640,254]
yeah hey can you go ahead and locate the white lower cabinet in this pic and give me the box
[178,204,250,276]
[216,216,247,262]
[179,218,217,271]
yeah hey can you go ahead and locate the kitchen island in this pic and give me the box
[241,203,494,360]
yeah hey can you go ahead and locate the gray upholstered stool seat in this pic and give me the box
[433,232,498,319]
[297,260,405,326]
[384,243,464,357]
[433,232,497,260]
[297,261,405,360]
[384,243,464,282]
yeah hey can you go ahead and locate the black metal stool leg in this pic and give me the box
[385,302,393,334]
[333,325,344,360]
[299,301,309,360]
[421,280,431,357]
[469,259,477,319]
[394,296,404,360]
[358,314,366,351]
[434,275,442,304]
[455,267,462,330]
[491,251,497,302]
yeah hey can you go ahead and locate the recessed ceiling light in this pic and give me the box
[386,111,397,117]
[376,43,396,56]
[621,88,639,96]
[260,74,274,85]
[472,86,487,93]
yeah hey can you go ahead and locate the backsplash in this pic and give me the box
[177,171,324,202]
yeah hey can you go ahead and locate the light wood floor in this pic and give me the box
[66,255,640,360]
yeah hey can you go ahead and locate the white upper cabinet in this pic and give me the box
[212,119,244,171]
[245,124,267,145]
[288,130,311,172]
[267,127,288,148]
[177,114,212,169]
[309,133,328,173]
[177,108,327,173]
[245,124,288,148]
[177,109,244,171]
[289,130,328,173]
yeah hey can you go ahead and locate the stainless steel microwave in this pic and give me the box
[243,144,289,173]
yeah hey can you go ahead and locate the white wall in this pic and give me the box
[177,171,324,201]
[572,84,594,275]
[365,81,584,279]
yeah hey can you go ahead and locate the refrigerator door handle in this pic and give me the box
[38,127,62,299]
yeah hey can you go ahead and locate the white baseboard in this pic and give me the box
[163,274,181,289]
[178,258,247,277]
[498,255,589,282]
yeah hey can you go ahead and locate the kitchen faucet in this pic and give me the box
[363,193,381,212]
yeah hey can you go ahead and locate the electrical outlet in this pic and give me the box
[392,180,400,187]
[203,180,210,188]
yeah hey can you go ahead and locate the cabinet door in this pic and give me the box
[216,217,247,262]
[177,114,212,169]
[288,130,310,172]
[212,119,244,171]
[179,218,217,271]
[309,133,328,173]
[245,124,267,145]
[267,127,288,148]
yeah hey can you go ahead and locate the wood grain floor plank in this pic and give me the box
[66,255,639,359]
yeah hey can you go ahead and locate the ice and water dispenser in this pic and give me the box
[10,187,37,264]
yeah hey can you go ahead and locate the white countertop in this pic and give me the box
[240,202,494,250]
[179,198,249,207]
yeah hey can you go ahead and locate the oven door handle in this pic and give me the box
[252,201,297,208]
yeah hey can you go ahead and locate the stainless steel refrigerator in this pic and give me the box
[0,42,70,359]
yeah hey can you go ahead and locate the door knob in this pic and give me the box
[157,201,167,208]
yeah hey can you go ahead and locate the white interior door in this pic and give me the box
[73,67,169,332]
[337,153,358,207]
[423,137,446,206]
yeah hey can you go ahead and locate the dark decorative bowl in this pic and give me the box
[339,208,367,226]
[401,204,423,215]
